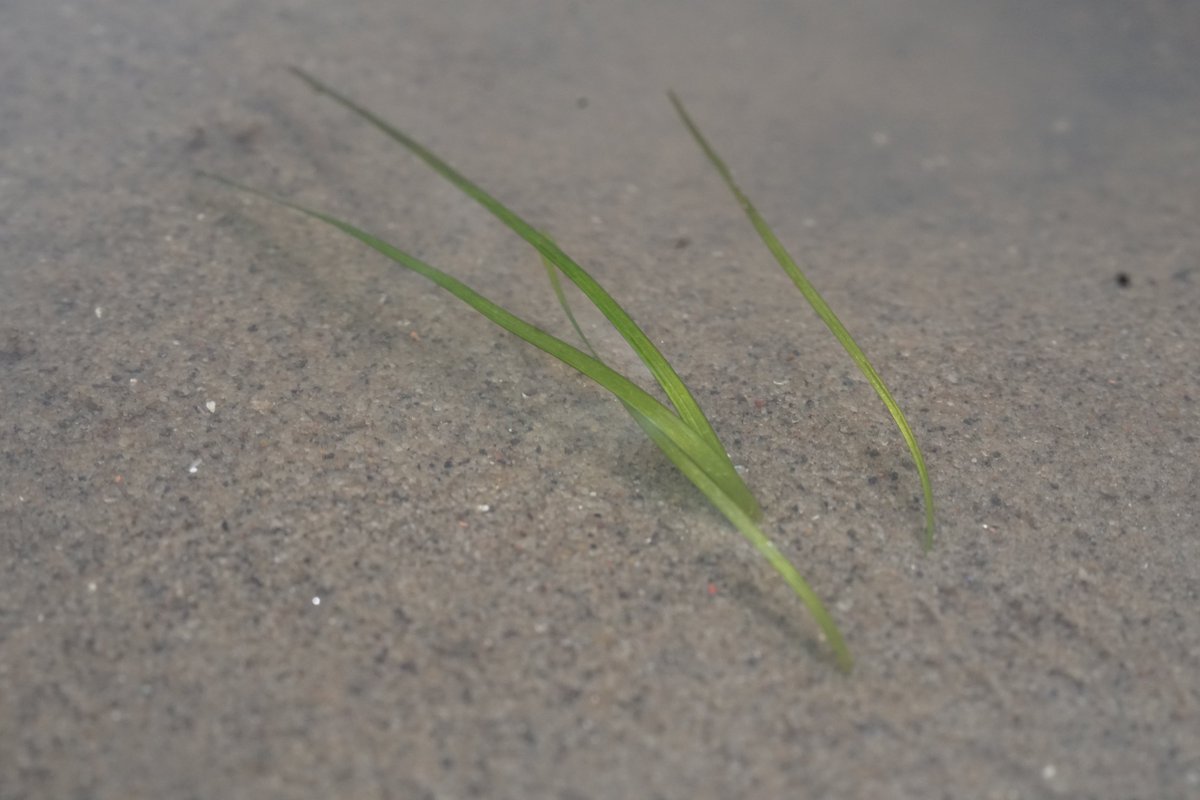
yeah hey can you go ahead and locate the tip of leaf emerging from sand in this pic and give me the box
[202,69,937,672]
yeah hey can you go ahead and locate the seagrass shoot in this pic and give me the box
[201,68,936,672]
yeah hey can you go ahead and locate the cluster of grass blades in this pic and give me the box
[203,68,936,673]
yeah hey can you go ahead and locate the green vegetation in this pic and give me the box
[667,92,935,551]
[203,69,936,672]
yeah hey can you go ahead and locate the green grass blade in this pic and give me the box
[547,257,853,669]
[287,68,758,520]
[541,253,601,360]
[200,172,749,530]
[202,170,849,668]
[631,410,852,671]
[668,91,936,550]
[535,239,838,668]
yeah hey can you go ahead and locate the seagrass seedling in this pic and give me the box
[203,69,935,672]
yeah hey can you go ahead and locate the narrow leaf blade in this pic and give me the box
[669,92,936,550]
[289,68,758,521]
[202,173,749,532]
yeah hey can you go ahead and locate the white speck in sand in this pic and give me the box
[87,582,97,592]
[476,504,490,513]
[94,306,103,319]
[311,596,321,606]
[188,459,201,474]
[205,400,216,413]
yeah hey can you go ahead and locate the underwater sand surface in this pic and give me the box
[2,1,1198,797]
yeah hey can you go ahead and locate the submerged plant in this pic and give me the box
[666,94,935,552]
[203,69,935,672]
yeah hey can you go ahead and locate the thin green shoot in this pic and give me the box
[667,92,936,551]
[287,68,758,524]
[541,254,600,360]
[200,170,853,672]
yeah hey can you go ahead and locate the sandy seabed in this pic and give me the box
[2,2,1198,798]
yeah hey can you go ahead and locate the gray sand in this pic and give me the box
[2,1,1197,798]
